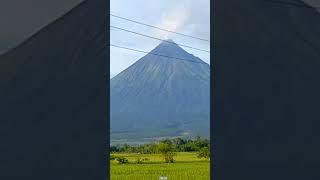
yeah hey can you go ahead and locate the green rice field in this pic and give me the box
[110,152,210,180]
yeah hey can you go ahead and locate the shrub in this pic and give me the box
[135,157,150,164]
[116,157,129,164]
[142,158,149,161]
[157,142,176,163]
[197,147,210,159]
[164,152,176,163]
[136,157,143,164]
[110,154,116,161]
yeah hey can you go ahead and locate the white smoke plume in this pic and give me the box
[154,3,191,39]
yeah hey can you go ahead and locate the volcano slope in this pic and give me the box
[111,40,210,143]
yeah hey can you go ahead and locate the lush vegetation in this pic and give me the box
[110,137,210,179]
[111,136,210,153]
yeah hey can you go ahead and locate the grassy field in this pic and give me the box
[110,152,210,180]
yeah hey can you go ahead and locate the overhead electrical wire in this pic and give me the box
[110,44,208,65]
[110,25,210,53]
[110,13,210,42]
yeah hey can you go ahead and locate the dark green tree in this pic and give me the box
[197,147,210,159]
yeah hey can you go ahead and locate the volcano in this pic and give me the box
[110,40,210,143]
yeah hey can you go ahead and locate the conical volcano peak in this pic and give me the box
[156,39,178,48]
[151,39,188,56]
[145,39,207,64]
[165,39,175,43]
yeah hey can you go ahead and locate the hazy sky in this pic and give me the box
[110,0,210,78]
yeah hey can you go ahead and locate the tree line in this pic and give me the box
[111,136,209,153]
[111,136,210,163]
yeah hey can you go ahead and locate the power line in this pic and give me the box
[110,25,210,53]
[110,44,208,65]
[262,0,320,9]
[110,14,210,42]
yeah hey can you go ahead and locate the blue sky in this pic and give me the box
[110,0,210,78]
